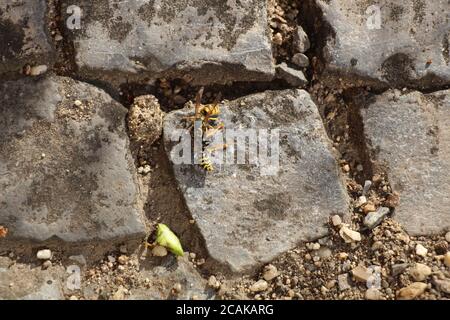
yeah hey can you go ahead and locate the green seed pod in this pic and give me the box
[155,223,184,256]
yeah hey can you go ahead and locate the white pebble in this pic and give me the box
[339,225,361,243]
[263,264,279,281]
[37,249,52,260]
[29,65,48,76]
[208,276,220,289]
[355,195,367,207]
[331,215,342,226]
[415,244,428,257]
[445,232,450,243]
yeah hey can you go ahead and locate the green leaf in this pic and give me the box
[155,223,184,256]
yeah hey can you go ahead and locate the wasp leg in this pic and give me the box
[195,87,204,119]
[204,143,228,153]
[204,123,225,138]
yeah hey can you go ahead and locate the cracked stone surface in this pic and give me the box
[361,89,450,235]
[164,89,350,273]
[61,0,274,85]
[309,0,450,89]
[0,0,55,76]
[0,75,145,244]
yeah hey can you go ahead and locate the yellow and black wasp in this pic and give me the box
[184,87,227,172]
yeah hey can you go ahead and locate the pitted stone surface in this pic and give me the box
[0,0,54,75]
[0,75,145,244]
[361,89,450,235]
[307,0,450,89]
[61,0,274,85]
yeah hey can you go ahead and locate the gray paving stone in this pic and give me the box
[361,89,450,235]
[164,89,350,273]
[307,0,449,89]
[0,75,145,245]
[0,0,55,76]
[61,0,274,85]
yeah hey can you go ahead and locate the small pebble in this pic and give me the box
[337,274,351,291]
[29,65,48,76]
[415,244,428,257]
[250,280,268,292]
[445,232,450,243]
[339,225,361,243]
[291,53,309,67]
[263,264,279,281]
[392,263,409,277]
[172,283,182,294]
[355,195,367,207]
[315,247,332,259]
[397,282,427,300]
[364,207,390,229]
[444,252,450,267]
[331,215,342,226]
[362,180,372,195]
[409,263,432,281]
[293,26,310,53]
[208,276,220,289]
[37,249,52,260]
[273,33,283,45]
[363,203,376,214]
[365,288,382,300]
[351,265,371,283]
[117,255,128,265]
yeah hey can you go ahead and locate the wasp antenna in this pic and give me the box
[213,92,222,105]
[195,87,204,117]
[196,87,204,106]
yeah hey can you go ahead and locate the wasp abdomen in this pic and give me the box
[200,154,214,172]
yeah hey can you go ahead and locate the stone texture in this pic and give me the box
[0,257,64,300]
[361,89,450,235]
[164,89,349,273]
[128,256,213,300]
[61,0,274,85]
[306,0,450,89]
[0,0,54,76]
[276,63,308,87]
[0,75,145,244]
